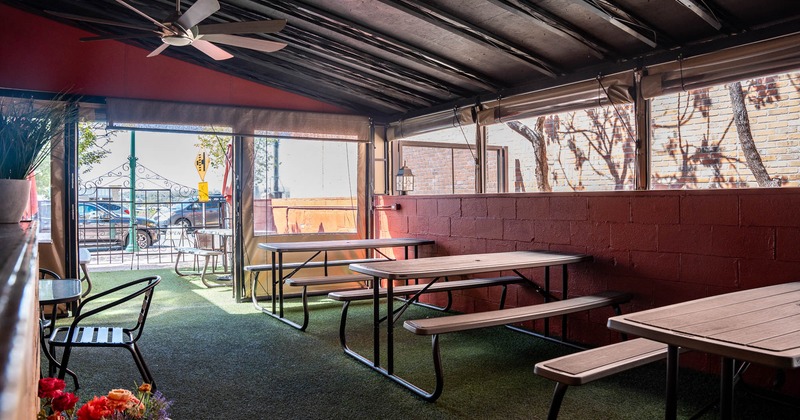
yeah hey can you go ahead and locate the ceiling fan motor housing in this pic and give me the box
[161,24,196,46]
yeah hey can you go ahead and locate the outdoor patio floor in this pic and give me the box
[46,268,799,419]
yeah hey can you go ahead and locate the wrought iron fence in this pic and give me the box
[76,184,227,269]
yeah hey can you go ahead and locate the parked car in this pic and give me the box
[158,194,226,230]
[93,201,130,215]
[78,202,160,249]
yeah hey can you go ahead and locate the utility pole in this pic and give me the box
[124,131,139,252]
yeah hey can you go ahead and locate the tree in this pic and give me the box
[36,121,114,197]
[78,121,115,175]
[195,133,231,170]
[506,117,551,191]
[195,134,278,195]
[728,81,781,187]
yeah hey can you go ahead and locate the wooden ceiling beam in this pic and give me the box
[487,0,611,59]
[379,0,561,77]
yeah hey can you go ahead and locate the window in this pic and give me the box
[253,137,358,235]
[486,104,637,192]
[650,71,800,189]
[394,125,506,195]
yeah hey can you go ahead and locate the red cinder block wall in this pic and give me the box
[375,189,800,391]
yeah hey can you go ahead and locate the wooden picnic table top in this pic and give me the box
[608,281,800,369]
[349,250,592,280]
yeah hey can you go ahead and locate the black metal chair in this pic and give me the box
[48,275,161,389]
[39,268,82,387]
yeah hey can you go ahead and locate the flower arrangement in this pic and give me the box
[38,378,172,420]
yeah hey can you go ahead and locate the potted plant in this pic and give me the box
[0,96,66,223]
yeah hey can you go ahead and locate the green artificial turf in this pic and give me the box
[45,268,797,419]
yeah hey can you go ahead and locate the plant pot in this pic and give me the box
[0,179,32,223]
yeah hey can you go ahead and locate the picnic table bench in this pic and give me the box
[534,338,670,419]
[174,246,228,288]
[402,291,632,400]
[330,275,526,349]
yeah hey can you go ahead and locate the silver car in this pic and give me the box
[158,195,226,230]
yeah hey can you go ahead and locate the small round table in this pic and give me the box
[39,279,82,386]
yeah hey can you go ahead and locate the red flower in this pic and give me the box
[76,396,113,420]
[52,391,80,412]
[38,377,66,399]
[46,414,65,420]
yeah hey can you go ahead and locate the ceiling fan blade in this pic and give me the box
[115,0,176,34]
[177,0,220,30]
[80,32,160,42]
[45,10,154,31]
[201,34,287,53]
[191,39,233,60]
[147,43,170,58]
[198,19,287,35]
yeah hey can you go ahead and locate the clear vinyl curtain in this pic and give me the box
[641,32,800,99]
[386,71,635,141]
[105,98,371,141]
[104,98,371,299]
[387,106,475,140]
[476,71,635,126]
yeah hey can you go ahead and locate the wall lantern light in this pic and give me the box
[395,161,414,195]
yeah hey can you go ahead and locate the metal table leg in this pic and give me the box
[721,357,735,420]
[666,345,679,420]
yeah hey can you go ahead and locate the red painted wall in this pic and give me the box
[375,189,800,391]
[0,4,343,112]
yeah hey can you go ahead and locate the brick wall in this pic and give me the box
[651,72,800,188]
[374,190,800,389]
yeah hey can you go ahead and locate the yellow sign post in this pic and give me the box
[195,152,209,203]
[195,152,207,181]
[197,182,209,202]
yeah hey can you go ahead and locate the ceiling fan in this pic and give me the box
[47,0,287,60]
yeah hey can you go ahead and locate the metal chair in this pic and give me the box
[48,275,161,390]
[38,268,81,388]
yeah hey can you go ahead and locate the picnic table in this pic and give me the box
[347,250,596,399]
[607,282,800,420]
[251,238,434,330]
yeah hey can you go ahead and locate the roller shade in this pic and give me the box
[641,32,800,99]
[106,98,371,142]
[387,106,475,140]
[477,71,634,125]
